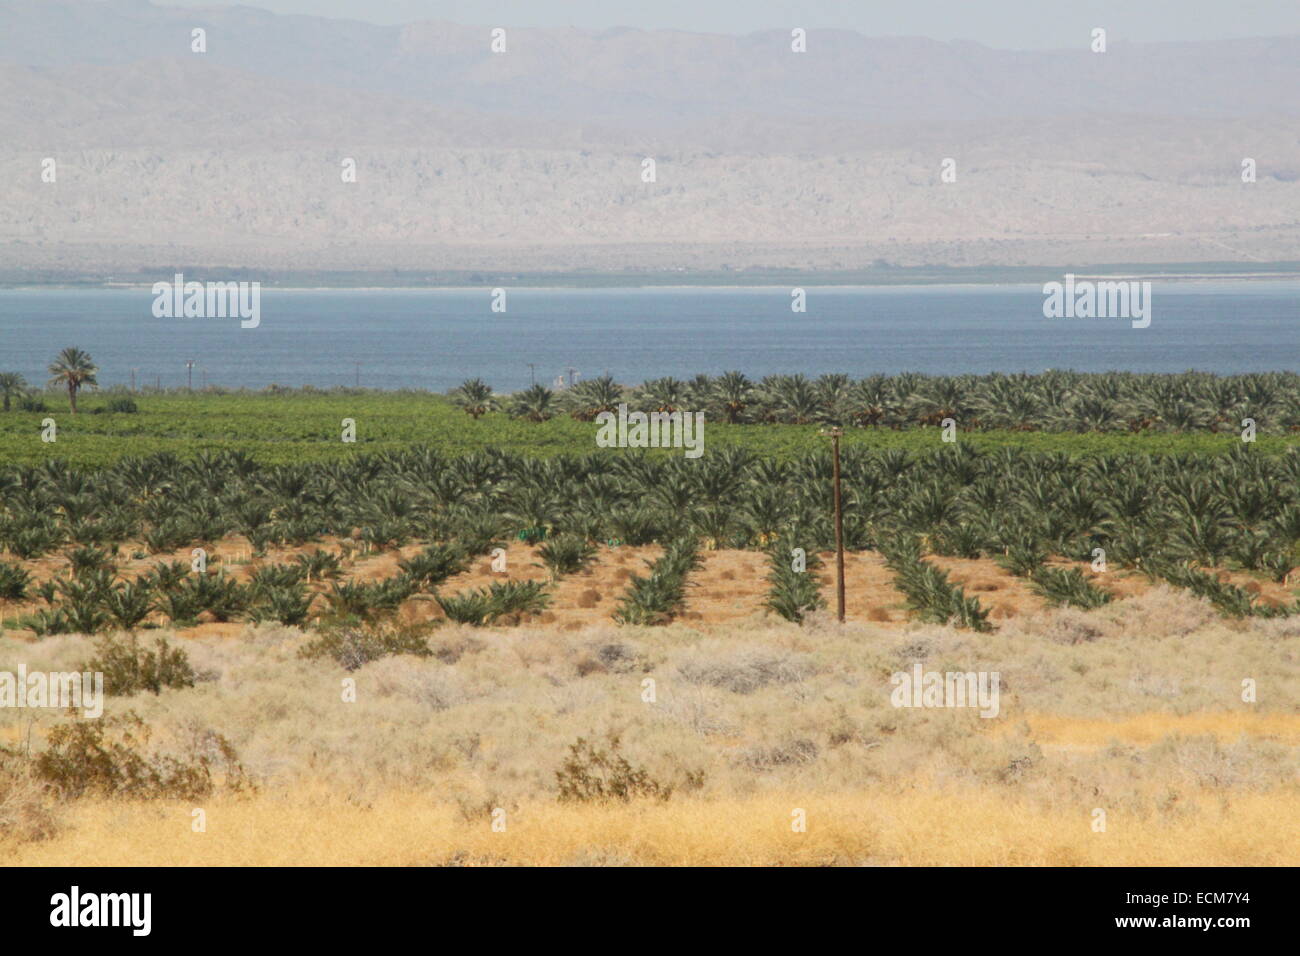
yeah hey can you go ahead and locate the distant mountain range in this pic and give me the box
[2,0,1298,279]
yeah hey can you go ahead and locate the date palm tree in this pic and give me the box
[843,376,899,428]
[906,377,973,428]
[636,376,688,413]
[562,374,623,421]
[0,372,28,412]
[47,347,98,414]
[712,370,754,424]
[509,384,556,422]
[767,374,822,424]
[973,374,1045,431]
[450,378,497,419]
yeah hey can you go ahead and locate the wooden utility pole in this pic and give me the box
[830,426,846,622]
[185,359,195,391]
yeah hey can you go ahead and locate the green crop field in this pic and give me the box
[2,390,1297,467]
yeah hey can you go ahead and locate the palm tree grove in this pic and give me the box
[2,0,1297,892]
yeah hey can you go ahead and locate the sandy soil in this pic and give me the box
[3,536,1297,641]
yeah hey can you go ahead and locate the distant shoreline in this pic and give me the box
[3,264,1300,293]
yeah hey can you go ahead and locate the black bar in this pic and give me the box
[0,866,1285,941]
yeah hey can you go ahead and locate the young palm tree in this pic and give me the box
[0,372,28,412]
[450,378,497,419]
[47,347,98,414]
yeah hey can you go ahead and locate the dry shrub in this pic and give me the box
[677,646,815,694]
[430,630,486,664]
[1254,616,1300,639]
[301,620,433,670]
[895,639,932,662]
[0,749,60,844]
[555,735,689,803]
[566,846,637,867]
[736,738,820,772]
[364,656,466,710]
[1108,585,1218,638]
[1041,608,1107,645]
[576,641,645,676]
[659,690,737,737]
[81,633,197,696]
[1151,735,1282,790]
[32,712,251,800]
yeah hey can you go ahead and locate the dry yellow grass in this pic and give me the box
[3,586,1298,865]
[997,712,1300,747]
[8,786,1297,867]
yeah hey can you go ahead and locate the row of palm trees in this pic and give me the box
[453,370,1300,432]
[9,353,1300,434]
[0,347,99,413]
[3,445,1297,631]
[3,444,1297,576]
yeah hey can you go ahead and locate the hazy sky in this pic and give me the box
[158,0,1300,47]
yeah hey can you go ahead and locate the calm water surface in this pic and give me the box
[0,283,1295,391]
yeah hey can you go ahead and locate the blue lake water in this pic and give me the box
[0,283,1296,392]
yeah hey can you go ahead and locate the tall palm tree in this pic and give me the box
[0,372,28,412]
[563,375,623,421]
[906,377,973,427]
[509,384,556,422]
[767,374,822,424]
[450,378,497,419]
[47,347,98,414]
[636,377,688,413]
[712,371,753,424]
[843,376,899,428]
